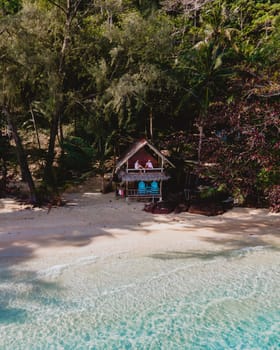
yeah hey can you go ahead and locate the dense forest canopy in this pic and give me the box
[0,0,279,211]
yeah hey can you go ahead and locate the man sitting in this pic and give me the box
[145,159,153,169]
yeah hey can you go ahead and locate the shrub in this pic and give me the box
[267,185,280,213]
[61,136,95,173]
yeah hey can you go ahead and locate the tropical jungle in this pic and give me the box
[0,0,279,212]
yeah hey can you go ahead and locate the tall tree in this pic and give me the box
[0,11,40,202]
[176,1,237,162]
[42,0,84,186]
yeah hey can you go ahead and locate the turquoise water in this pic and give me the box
[0,246,280,349]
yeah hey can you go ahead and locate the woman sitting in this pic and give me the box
[134,160,144,172]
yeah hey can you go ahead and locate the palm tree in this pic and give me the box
[190,42,233,163]
[177,2,237,163]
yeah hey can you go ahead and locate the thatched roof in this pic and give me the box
[119,172,170,182]
[115,139,175,171]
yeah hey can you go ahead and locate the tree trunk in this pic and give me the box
[149,108,153,141]
[0,158,7,196]
[198,123,203,165]
[43,0,77,186]
[58,115,65,159]
[3,107,37,203]
[30,105,41,149]
[43,106,61,186]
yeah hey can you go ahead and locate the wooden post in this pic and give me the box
[126,160,128,199]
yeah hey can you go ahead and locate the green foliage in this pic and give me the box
[0,0,279,207]
[61,136,95,172]
[0,0,21,15]
[199,185,229,202]
[199,186,218,200]
[257,167,280,190]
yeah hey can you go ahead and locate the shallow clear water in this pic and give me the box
[0,246,280,349]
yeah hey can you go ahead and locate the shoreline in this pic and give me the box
[0,191,279,271]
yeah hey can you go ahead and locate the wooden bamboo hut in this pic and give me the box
[114,139,175,201]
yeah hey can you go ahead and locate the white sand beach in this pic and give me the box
[0,179,279,271]
[1,180,280,350]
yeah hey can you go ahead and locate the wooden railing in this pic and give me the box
[126,167,163,173]
[126,188,161,198]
